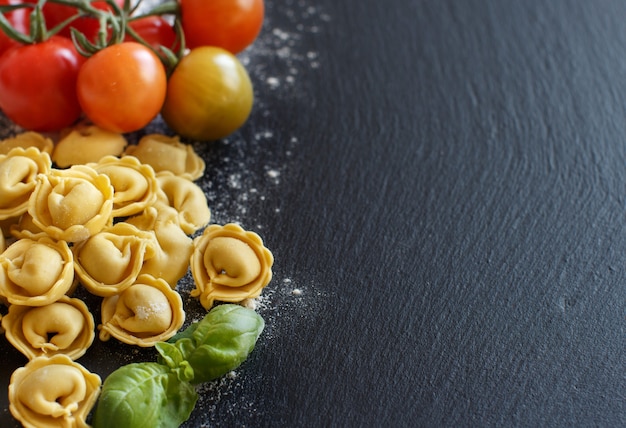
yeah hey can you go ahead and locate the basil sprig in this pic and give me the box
[92,304,265,427]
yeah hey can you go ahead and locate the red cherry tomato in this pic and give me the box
[76,42,167,133]
[0,0,30,56]
[125,16,178,53]
[0,36,84,131]
[180,0,264,54]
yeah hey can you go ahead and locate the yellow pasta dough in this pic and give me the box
[89,155,159,217]
[3,296,95,360]
[0,237,74,306]
[124,133,205,180]
[9,212,47,241]
[0,132,54,155]
[99,274,185,346]
[190,223,274,309]
[0,147,52,220]
[126,205,193,288]
[73,222,157,297]
[9,355,101,428]
[155,171,211,234]
[52,124,128,168]
[28,165,114,242]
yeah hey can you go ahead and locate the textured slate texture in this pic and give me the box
[1,0,625,426]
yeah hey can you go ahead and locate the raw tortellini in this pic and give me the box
[0,128,276,425]
[124,133,205,180]
[0,147,52,220]
[190,223,274,309]
[9,355,101,428]
[155,171,212,234]
[2,296,95,360]
[89,155,159,218]
[0,237,74,306]
[0,132,54,155]
[99,274,185,347]
[52,123,127,168]
[73,222,157,296]
[126,205,193,288]
[28,165,114,242]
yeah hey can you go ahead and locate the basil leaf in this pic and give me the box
[156,341,195,383]
[92,362,198,428]
[185,304,265,384]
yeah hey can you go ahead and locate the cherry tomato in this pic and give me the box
[0,0,30,56]
[76,42,167,133]
[0,36,83,131]
[180,0,264,54]
[161,47,253,141]
[125,16,178,53]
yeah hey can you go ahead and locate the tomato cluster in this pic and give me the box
[0,0,264,140]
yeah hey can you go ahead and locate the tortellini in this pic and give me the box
[124,133,205,180]
[2,296,95,360]
[0,127,277,425]
[73,222,157,297]
[9,354,101,428]
[190,223,274,309]
[0,147,52,220]
[155,171,212,234]
[126,205,193,288]
[0,237,74,306]
[28,164,114,242]
[52,123,128,168]
[0,131,54,155]
[99,274,185,346]
[89,155,159,217]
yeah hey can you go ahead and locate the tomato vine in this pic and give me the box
[0,0,185,72]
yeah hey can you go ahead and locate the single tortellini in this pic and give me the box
[126,205,193,288]
[28,164,114,242]
[0,131,54,155]
[73,222,157,297]
[190,223,274,309]
[124,133,205,180]
[52,123,128,168]
[155,171,211,234]
[9,354,101,428]
[0,147,52,220]
[2,296,95,360]
[88,155,159,218]
[0,237,74,306]
[99,274,185,346]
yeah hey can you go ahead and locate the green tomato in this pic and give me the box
[161,47,254,141]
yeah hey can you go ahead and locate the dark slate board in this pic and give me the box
[1,0,625,426]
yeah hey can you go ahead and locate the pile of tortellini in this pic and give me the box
[0,125,274,427]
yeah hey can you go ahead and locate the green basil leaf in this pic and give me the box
[92,362,197,428]
[156,341,185,368]
[156,342,196,383]
[184,304,265,384]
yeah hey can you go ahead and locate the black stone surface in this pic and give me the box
[1,0,625,426]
